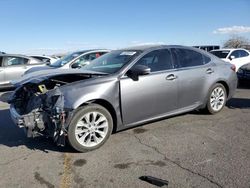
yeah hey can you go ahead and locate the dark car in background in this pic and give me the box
[193,45,220,52]
[9,45,237,152]
[237,63,250,84]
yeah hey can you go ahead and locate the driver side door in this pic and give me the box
[120,49,178,126]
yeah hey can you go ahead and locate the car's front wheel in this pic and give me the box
[67,104,113,152]
[205,83,227,114]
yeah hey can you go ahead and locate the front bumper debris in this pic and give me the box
[9,85,69,146]
[10,104,25,128]
[10,104,47,137]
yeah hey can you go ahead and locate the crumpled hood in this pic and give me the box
[240,63,250,71]
[12,69,106,87]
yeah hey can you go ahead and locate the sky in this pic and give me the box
[0,0,250,55]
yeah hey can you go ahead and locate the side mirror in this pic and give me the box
[229,55,235,60]
[127,65,151,81]
[71,62,81,69]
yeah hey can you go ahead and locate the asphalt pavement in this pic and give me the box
[0,85,249,188]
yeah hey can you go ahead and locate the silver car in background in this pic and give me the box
[30,55,59,64]
[9,45,237,152]
[0,54,45,88]
[25,49,110,75]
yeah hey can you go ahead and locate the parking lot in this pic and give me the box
[0,85,249,188]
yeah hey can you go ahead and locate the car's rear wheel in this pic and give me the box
[67,104,113,152]
[206,83,227,114]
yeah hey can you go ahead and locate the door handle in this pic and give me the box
[166,74,177,81]
[206,68,214,74]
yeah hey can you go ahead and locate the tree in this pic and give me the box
[223,36,250,48]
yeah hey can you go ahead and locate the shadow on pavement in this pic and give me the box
[228,81,250,109]
[0,109,75,153]
[237,81,250,89]
[227,98,250,109]
[1,84,249,153]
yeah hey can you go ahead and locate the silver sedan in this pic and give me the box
[9,45,238,152]
[0,54,45,88]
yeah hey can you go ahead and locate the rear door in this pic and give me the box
[3,56,30,83]
[171,48,212,109]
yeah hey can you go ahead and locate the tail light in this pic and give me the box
[230,64,236,72]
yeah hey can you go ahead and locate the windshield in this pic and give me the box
[50,52,83,67]
[210,50,230,59]
[81,50,141,74]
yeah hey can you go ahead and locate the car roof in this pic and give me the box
[118,45,190,51]
[30,55,52,57]
[0,54,35,59]
[71,49,110,54]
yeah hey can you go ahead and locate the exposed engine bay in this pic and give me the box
[9,73,97,146]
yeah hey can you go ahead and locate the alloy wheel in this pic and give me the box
[75,111,109,147]
[210,86,226,112]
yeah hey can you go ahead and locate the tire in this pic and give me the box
[205,83,227,114]
[67,104,113,152]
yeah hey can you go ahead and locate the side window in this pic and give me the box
[73,52,105,67]
[88,53,98,61]
[135,49,173,72]
[73,54,90,66]
[99,52,108,56]
[88,52,107,60]
[230,50,241,58]
[4,57,29,66]
[172,48,204,68]
[239,50,249,58]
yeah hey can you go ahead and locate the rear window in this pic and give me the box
[5,56,29,66]
[172,48,204,68]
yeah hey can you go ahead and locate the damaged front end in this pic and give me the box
[8,73,93,146]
